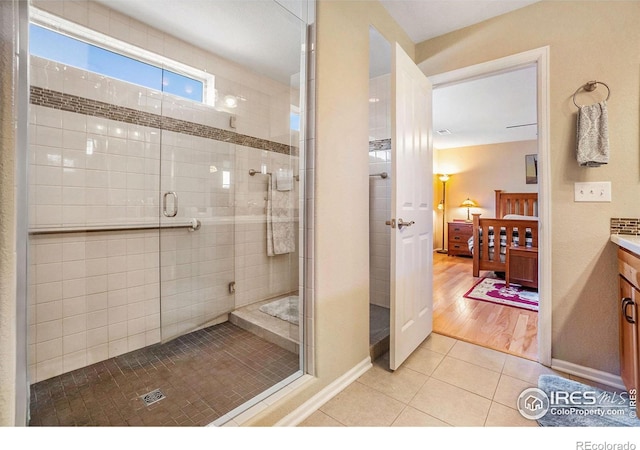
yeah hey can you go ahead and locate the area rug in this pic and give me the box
[463,277,538,311]
[536,374,640,427]
[259,296,299,325]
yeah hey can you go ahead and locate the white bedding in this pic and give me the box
[503,214,538,220]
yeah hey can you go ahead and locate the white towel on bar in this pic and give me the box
[276,168,293,191]
[267,174,295,256]
[576,101,610,167]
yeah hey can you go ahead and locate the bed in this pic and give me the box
[468,190,539,280]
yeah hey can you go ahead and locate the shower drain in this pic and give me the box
[141,389,166,406]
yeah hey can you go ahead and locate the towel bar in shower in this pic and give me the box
[28,219,201,235]
[248,169,299,181]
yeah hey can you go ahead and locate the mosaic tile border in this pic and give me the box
[30,86,296,156]
[369,138,391,152]
[611,218,640,235]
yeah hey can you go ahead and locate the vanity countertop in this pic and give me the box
[611,234,640,256]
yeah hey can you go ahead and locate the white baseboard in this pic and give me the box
[275,356,372,426]
[551,358,625,390]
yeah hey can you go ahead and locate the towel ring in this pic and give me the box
[572,81,610,108]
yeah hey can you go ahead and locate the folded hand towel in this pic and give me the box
[576,101,609,167]
[267,174,295,256]
[276,168,293,191]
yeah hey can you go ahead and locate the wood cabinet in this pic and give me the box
[619,275,638,395]
[506,245,538,289]
[447,222,472,257]
[618,247,640,408]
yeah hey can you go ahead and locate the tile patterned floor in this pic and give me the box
[29,322,299,426]
[299,333,615,427]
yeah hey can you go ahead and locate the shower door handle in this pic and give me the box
[163,191,178,217]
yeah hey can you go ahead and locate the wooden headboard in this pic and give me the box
[495,190,538,218]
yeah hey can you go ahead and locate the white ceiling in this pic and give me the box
[93,0,539,149]
[432,66,538,149]
[380,0,540,43]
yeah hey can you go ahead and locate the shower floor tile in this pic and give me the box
[370,304,390,345]
[369,304,390,361]
[28,322,299,427]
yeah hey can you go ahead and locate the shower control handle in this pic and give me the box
[397,219,415,230]
[163,191,178,217]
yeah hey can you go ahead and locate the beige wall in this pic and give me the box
[434,140,538,249]
[312,0,413,381]
[0,0,19,427]
[249,0,413,424]
[418,0,640,374]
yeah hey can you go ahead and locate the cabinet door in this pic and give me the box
[619,275,639,394]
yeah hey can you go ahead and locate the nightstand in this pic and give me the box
[506,245,538,289]
[447,222,473,257]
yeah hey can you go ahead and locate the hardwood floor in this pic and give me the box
[432,251,538,361]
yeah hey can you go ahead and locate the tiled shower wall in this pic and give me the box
[369,74,391,308]
[28,2,299,383]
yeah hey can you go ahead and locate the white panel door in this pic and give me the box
[390,43,433,370]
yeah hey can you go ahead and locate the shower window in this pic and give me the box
[29,9,214,105]
[30,24,204,102]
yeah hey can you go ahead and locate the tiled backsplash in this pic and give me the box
[611,218,640,235]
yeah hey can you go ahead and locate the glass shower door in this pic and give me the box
[158,125,236,342]
[155,1,307,347]
[155,0,306,421]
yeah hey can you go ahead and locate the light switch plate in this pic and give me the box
[574,181,612,202]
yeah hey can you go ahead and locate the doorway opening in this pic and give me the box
[368,29,434,369]
[426,48,551,365]
[368,26,392,361]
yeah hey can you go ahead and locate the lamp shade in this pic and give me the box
[438,174,450,183]
[460,198,477,208]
